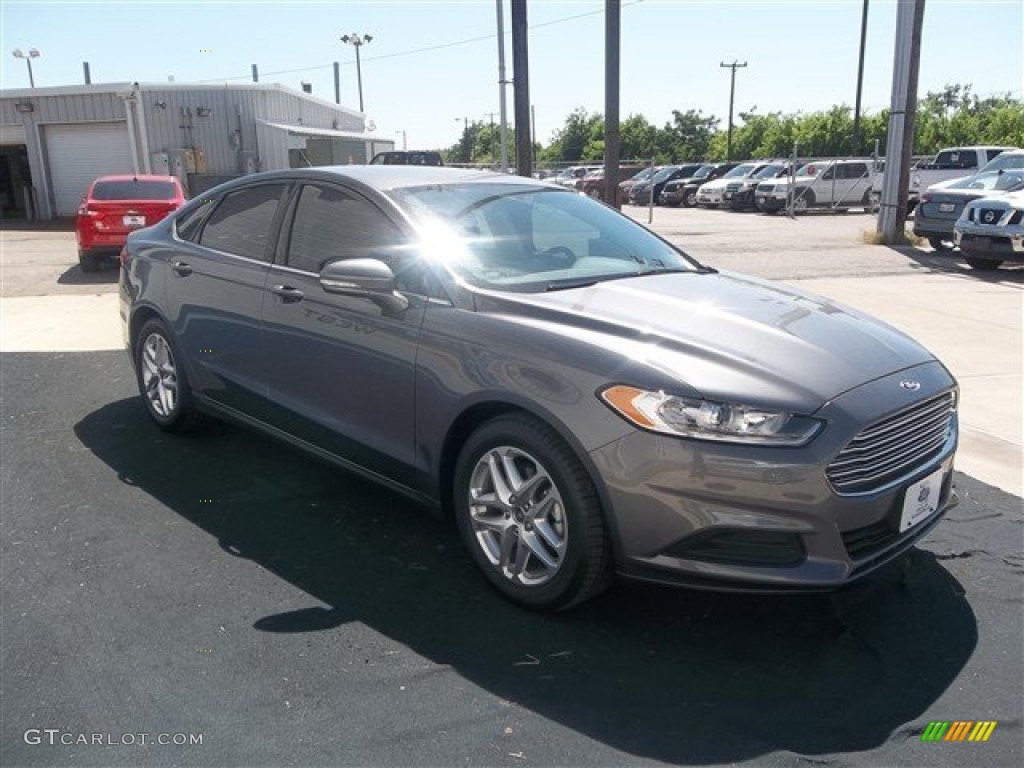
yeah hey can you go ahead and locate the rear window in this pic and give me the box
[92,179,178,200]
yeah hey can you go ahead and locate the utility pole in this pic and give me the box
[496,0,511,172]
[604,0,621,208]
[853,0,870,154]
[720,60,747,162]
[511,0,532,178]
[878,0,926,243]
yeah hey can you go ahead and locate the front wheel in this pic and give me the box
[454,414,612,610]
[682,190,698,208]
[963,254,1003,271]
[928,236,954,251]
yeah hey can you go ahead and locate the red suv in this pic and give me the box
[76,175,186,272]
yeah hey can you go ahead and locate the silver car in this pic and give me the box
[954,189,1024,269]
[120,167,958,610]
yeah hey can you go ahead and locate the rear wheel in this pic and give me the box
[134,318,205,432]
[78,249,101,273]
[928,236,954,251]
[454,414,612,610]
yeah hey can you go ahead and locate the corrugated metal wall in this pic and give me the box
[141,85,365,175]
[0,86,132,218]
[0,83,371,217]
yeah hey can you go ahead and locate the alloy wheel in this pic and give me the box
[467,445,567,586]
[141,332,179,418]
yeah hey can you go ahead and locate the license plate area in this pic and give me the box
[123,215,146,227]
[938,202,955,213]
[899,468,944,533]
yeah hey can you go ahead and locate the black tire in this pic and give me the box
[682,190,698,208]
[453,414,613,611]
[761,207,778,216]
[963,254,1003,271]
[928,236,954,252]
[792,189,814,213]
[78,249,101,273]
[134,318,205,432]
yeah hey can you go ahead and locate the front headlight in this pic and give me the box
[600,385,822,446]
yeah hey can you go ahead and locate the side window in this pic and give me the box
[287,184,404,273]
[820,165,836,180]
[198,184,288,261]
[175,198,216,242]
[842,163,868,180]
[986,149,1005,162]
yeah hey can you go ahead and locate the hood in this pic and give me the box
[479,271,934,412]
[700,178,732,191]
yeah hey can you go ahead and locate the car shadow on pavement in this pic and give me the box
[75,398,978,765]
[56,261,120,286]
[887,245,1024,283]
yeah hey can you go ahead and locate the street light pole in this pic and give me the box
[340,33,373,112]
[720,60,747,162]
[12,48,40,88]
[853,0,870,154]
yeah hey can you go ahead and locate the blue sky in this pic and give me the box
[3,0,1021,151]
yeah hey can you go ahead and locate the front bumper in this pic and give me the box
[697,190,724,205]
[588,364,958,591]
[954,222,1024,260]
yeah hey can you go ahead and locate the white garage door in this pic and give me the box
[46,122,134,216]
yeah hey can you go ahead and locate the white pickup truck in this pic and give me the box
[874,146,1017,204]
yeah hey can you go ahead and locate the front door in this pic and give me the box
[261,182,434,487]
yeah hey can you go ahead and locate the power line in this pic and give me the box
[198,1,644,84]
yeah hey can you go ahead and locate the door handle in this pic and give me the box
[171,261,192,277]
[271,284,305,303]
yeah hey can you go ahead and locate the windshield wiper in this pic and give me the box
[544,266,715,291]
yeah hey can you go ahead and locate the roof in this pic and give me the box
[296,165,536,191]
[257,119,372,141]
[1,81,364,120]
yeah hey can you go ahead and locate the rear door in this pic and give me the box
[164,181,291,410]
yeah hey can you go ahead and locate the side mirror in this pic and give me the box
[319,258,409,313]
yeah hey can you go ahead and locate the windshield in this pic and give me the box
[796,163,820,177]
[629,168,654,182]
[752,164,785,179]
[391,183,701,292]
[977,153,1024,174]
[951,170,1024,192]
[692,164,715,179]
[651,166,681,182]
[724,163,758,178]
[92,179,177,200]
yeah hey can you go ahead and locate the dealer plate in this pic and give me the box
[900,468,944,533]
[123,215,146,227]
[938,202,955,213]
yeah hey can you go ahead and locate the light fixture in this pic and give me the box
[15,101,33,113]
[154,100,167,109]
[12,47,41,88]
[196,107,212,117]
[339,32,373,112]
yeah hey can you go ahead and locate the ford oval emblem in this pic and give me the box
[900,380,921,391]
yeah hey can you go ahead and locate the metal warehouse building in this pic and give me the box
[0,81,394,220]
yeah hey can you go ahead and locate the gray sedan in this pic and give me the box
[119,166,958,610]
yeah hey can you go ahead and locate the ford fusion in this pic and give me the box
[119,167,958,609]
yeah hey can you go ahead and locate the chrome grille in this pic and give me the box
[827,392,956,495]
